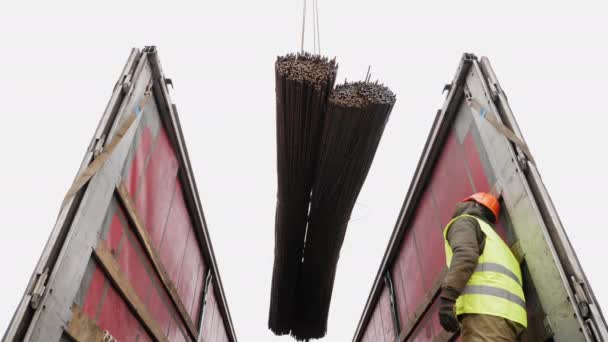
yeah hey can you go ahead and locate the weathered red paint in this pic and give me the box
[391,255,409,326]
[396,230,425,321]
[462,132,508,240]
[410,190,444,289]
[379,285,396,340]
[408,298,440,342]
[124,126,153,196]
[82,267,105,318]
[159,182,192,287]
[192,261,207,326]
[145,264,176,335]
[135,127,179,248]
[82,264,152,341]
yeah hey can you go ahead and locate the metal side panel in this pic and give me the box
[5,47,237,342]
[22,55,153,342]
[146,49,237,342]
[353,54,607,342]
[3,48,142,342]
[464,63,585,341]
[352,53,477,342]
[477,57,608,341]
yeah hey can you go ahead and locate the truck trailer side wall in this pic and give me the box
[354,54,607,342]
[4,47,236,342]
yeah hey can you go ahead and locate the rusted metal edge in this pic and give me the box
[145,46,237,341]
[352,53,476,342]
[397,269,447,342]
[93,241,169,342]
[65,304,108,342]
[116,183,199,340]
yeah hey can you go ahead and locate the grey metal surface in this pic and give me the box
[352,54,607,341]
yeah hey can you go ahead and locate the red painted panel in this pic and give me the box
[101,204,157,315]
[391,257,409,327]
[462,133,490,194]
[200,288,216,342]
[397,231,425,320]
[379,286,396,341]
[367,311,378,341]
[135,127,179,248]
[372,304,385,342]
[92,268,152,341]
[145,278,173,336]
[168,317,189,342]
[125,127,153,196]
[159,181,191,291]
[215,311,229,342]
[107,211,124,253]
[411,190,445,289]
[426,299,443,342]
[82,267,105,317]
[408,307,436,342]
[178,231,204,323]
[462,132,508,240]
[192,261,207,326]
[114,228,152,307]
[430,131,474,228]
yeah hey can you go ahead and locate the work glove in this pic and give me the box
[438,296,460,332]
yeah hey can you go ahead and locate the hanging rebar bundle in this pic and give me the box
[292,81,396,339]
[269,53,337,336]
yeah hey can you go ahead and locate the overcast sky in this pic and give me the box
[1,0,607,340]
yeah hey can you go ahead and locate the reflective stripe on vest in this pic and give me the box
[443,214,527,328]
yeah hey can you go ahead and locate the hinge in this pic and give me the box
[570,276,608,341]
[119,73,132,94]
[571,276,591,319]
[516,153,529,172]
[30,268,49,310]
[93,134,106,157]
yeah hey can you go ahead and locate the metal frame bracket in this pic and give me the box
[30,268,49,310]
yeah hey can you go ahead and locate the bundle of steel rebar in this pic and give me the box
[292,81,396,339]
[269,53,337,336]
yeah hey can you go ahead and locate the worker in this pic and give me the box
[438,192,527,341]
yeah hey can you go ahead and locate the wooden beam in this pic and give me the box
[116,183,199,340]
[65,304,107,342]
[94,241,169,342]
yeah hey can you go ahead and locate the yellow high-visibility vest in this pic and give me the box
[443,214,527,328]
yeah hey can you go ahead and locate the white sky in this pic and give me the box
[0,1,607,341]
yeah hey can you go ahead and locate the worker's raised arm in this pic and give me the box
[441,214,484,300]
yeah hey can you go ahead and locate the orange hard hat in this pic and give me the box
[462,192,500,222]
